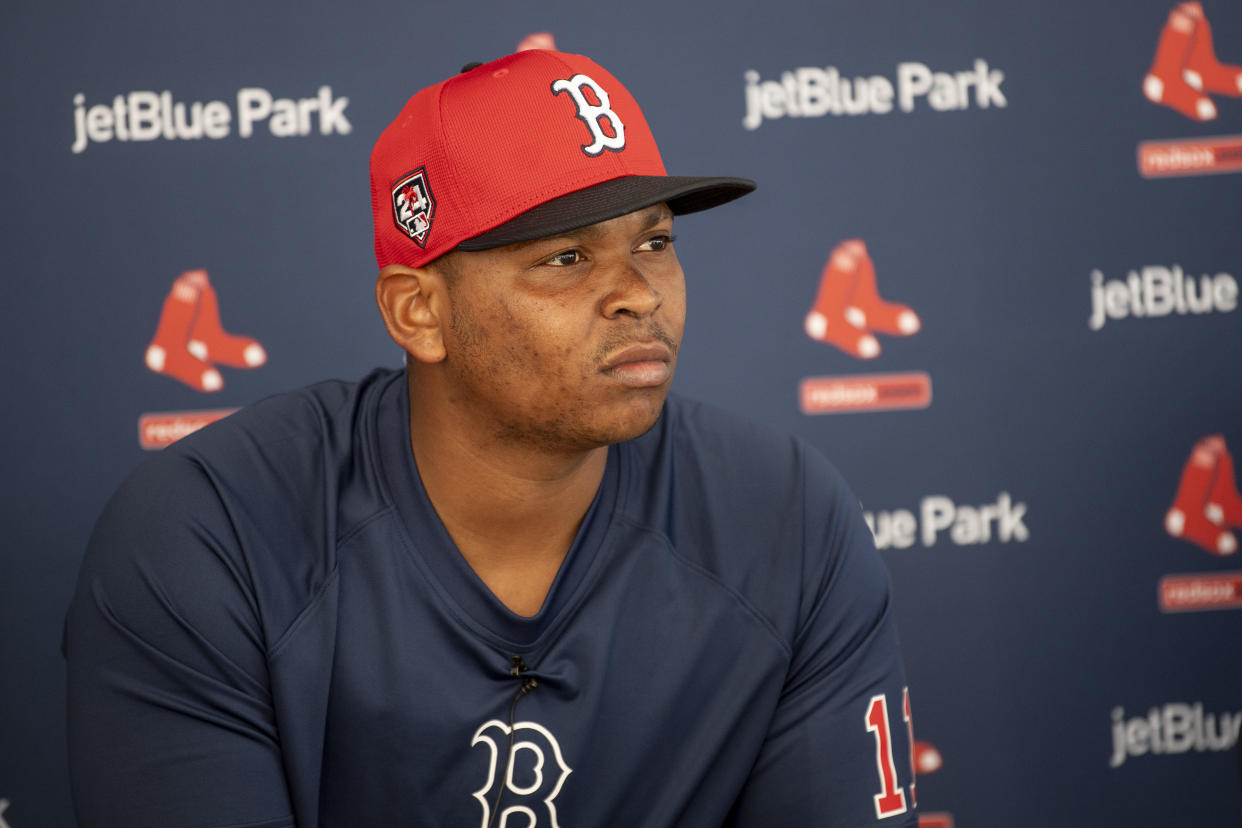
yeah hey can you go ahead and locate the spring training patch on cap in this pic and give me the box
[391,168,436,247]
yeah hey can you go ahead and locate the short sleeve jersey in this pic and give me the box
[65,368,917,827]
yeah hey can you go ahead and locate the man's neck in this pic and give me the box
[405,374,608,616]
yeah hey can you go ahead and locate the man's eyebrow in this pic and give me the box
[637,204,675,232]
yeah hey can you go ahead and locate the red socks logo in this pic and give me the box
[911,741,952,828]
[1165,435,1242,555]
[913,740,942,776]
[144,269,267,392]
[517,32,556,51]
[1144,2,1242,121]
[804,240,920,359]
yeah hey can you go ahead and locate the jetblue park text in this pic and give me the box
[864,492,1028,549]
[743,59,1006,129]
[71,86,351,153]
[1110,704,1241,768]
[1088,265,1237,330]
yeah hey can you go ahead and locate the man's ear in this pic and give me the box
[375,263,448,363]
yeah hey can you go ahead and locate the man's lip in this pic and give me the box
[600,343,673,372]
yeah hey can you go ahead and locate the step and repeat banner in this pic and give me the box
[3,1,1240,826]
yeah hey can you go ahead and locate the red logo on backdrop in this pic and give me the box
[140,269,264,449]
[517,32,557,52]
[800,240,930,414]
[138,409,237,450]
[1159,571,1242,611]
[913,740,943,776]
[910,740,953,828]
[1144,2,1242,122]
[1158,435,1242,612]
[1164,434,1242,556]
[800,372,931,414]
[144,269,266,392]
[804,239,920,359]
[1138,134,1242,177]
[1139,3,1242,177]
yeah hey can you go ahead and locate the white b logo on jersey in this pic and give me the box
[471,719,572,828]
[551,73,626,157]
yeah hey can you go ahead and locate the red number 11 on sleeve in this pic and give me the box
[866,687,916,819]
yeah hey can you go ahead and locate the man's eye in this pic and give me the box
[638,234,676,252]
[544,250,583,267]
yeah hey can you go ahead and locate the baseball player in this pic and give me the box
[66,50,917,827]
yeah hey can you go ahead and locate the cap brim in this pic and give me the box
[456,175,756,251]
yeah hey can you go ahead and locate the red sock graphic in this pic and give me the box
[804,242,880,359]
[1206,438,1242,526]
[1165,436,1238,555]
[1179,2,1242,96]
[913,741,943,775]
[144,272,224,392]
[843,240,921,338]
[1144,7,1218,121]
[517,32,556,52]
[185,271,267,369]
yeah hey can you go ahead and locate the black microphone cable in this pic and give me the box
[486,655,539,828]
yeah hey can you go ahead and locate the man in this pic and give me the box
[66,50,917,826]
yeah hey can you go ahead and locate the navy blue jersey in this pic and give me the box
[65,368,917,827]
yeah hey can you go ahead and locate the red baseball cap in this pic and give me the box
[370,50,755,268]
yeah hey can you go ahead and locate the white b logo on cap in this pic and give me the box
[551,74,626,157]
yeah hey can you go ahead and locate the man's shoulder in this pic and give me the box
[170,367,401,465]
[623,393,862,546]
[653,393,847,495]
[622,395,877,646]
[79,368,406,644]
[154,365,402,527]
[100,367,404,556]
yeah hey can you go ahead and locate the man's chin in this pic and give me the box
[596,391,669,445]
[506,388,671,453]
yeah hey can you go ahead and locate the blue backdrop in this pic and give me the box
[3,1,1241,825]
